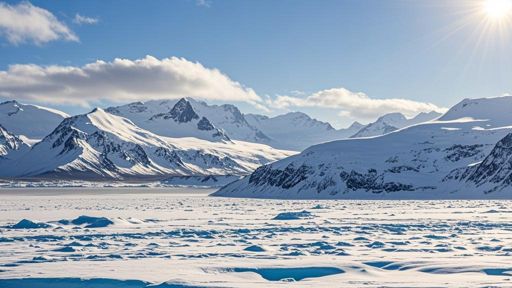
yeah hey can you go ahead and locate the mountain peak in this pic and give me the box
[89,107,104,114]
[439,96,512,126]
[283,111,309,118]
[378,112,407,122]
[0,100,19,106]
[0,100,69,140]
[168,98,199,123]
[347,121,364,130]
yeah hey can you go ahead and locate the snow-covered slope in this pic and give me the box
[0,108,293,180]
[245,112,363,150]
[0,100,69,141]
[0,124,30,158]
[214,96,512,199]
[186,98,271,144]
[107,98,230,142]
[351,111,441,138]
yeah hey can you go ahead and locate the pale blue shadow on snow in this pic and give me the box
[232,266,344,281]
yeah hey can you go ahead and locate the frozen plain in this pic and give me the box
[1,188,512,287]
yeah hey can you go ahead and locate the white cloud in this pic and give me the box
[269,88,446,120]
[0,55,262,107]
[0,2,77,45]
[196,0,212,7]
[73,14,99,25]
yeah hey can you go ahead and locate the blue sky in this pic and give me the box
[0,0,511,127]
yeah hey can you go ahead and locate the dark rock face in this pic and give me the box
[387,165,419,173]
[249,164,312,189]
[0,100,21,117]
[246,163,416,194]
[154,147,185,167]
[197,117,215,131]
[0,124,24,151]
[340,169,414,193]
[444,144,484,162]
[196,116,230,140]
[463,133,512,189]
[151,98,199,123]
[107,102,147,115]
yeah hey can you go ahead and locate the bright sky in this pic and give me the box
[0,0,511,127]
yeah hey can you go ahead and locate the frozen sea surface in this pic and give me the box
[1,188,512,287]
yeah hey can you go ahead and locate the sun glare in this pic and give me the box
[483,0,512,20]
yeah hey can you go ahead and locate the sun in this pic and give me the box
[483,0,512,20]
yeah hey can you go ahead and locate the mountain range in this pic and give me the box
[107,97,440,151]
[0,101,293,180]
[214,96,512,199]
[0,96,453,183]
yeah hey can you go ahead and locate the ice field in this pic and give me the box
[1,188,512,287]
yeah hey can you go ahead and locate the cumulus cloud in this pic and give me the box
[0,55,262,107]
[269,88,446,120]
[0,2,77,45]
[73,14,99,25]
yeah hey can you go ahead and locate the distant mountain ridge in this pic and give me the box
[0,97,443,182]
[350,111,441,138]
[0,100,69,141]
[245,112,364,150]
[214,96,512,199]
[108,98,440,151]
[0,108,292,180]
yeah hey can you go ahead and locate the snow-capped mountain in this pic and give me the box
[350,111,441,138]
[186,99,271,144]
[453,133,512,193]
[0,108,293,180]
[107,98,230,142]
[0,124,29,158]
[108,97,441,151]
[213,96,512,199]
[0,100,69,141]
[245,112,363,150]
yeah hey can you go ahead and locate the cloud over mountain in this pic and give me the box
[270,88,446,120]
[0,2,77,45]
[0,55,262,107]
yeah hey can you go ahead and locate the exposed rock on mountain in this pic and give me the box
[214,96,512,199]
[108,98,230,142]
[0,108,292,180]
[0,124,29,157]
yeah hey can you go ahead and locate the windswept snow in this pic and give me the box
[1,189,512,287]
